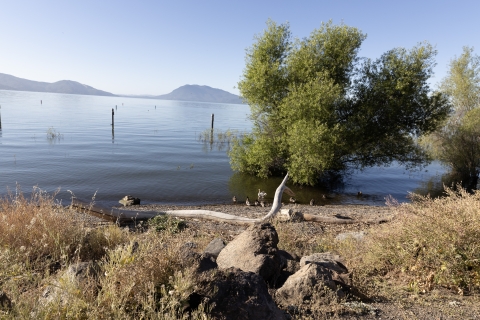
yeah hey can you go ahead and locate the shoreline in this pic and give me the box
[131,202,394,221]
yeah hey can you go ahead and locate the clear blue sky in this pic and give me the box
[1,0,479,96]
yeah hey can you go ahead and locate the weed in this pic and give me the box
[46,126,63,142]
[197,128,245,152]
[148,215,186,234]
[340,185,480,295]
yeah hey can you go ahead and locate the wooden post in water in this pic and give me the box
[112,108,114,126]
[210,113,214,148]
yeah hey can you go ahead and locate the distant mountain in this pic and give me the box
[155,85,244,104]
[0,73,115,96]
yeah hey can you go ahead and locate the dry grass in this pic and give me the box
[1,185,480,318]
[338,187,480,297]
[0,188,211,319]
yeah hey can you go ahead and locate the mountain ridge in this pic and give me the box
[0,73,115,96]
[154,84,244,104]
[0,73,244,104]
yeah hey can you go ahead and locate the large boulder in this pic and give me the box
[216,223,282,285]
[191,267,287,320]
[275,263,349,307]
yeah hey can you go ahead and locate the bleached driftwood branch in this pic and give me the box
[70,173,392,225]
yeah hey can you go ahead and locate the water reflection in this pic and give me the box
[197,128,246,153]
[227,172,345,206]
[414,171,468,199]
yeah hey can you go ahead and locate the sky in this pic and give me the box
[0,0,479,96]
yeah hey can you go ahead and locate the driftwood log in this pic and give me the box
[70,173,392,225]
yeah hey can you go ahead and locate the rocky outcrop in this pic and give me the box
[192,267,287,320]
[275,262,349,307]
[216,223,282,285]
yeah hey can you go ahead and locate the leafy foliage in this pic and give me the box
[232,20,450,185]
[148,215,186,233]
[422,47,480,190]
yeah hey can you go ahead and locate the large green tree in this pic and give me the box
[230,20,451,185]
[422,47,480,190]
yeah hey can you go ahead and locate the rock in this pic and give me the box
[203,238,225,258]
[277,209,303,222]
[275,263,347,307]
[335,231,366,241]
[119,195,140,206]
[40,261,100,307]
[216,223,282,285]
[277,249,296,261]
[192,267,287,320]
[0,291,12,311]
[179,245,217,273]
[276,259,301,288]
[300,252,348,274]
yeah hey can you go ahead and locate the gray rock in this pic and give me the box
[192,267,287,320]
[203,238,225,258]
[275,263,346,307]
[40,261,99,306]
[335,231,366,241]
[179,246,217,273]
[300,252,348,274]
[119,195,140,206]
[216,223,282,286]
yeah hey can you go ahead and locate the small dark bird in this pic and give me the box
[245,196,251,206]
[289,197,296,204]
[254,199,260,206]
[357,191,363,197]
[310,199,315,206]
[232,196,237,204]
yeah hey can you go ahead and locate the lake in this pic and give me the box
[0,90,447,207]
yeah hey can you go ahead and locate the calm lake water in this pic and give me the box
[0,90,446,207]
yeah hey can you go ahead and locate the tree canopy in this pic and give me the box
[230,20,451,185]
[422,47,480,190]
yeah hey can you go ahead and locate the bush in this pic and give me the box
[344,186,480,294]
[148,215,186,233]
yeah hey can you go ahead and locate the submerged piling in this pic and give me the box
[112,108,114,126]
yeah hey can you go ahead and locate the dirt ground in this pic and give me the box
[79,202,480,319]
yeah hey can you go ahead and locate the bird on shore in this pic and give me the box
[254,199,260,206]
[289,197,296,204]
[258,189,267,199]
[357,191,363,197]
[260,201,266,207]
[245,196,251,206]
[232,196,237,204]
[310,199,315,206]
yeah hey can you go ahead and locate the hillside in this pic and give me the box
[0,73,115,96]
[155,84,244,104]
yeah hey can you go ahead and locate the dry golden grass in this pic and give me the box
[0,189,211,319]
[339,187,480,297]
[1,185,480,318]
